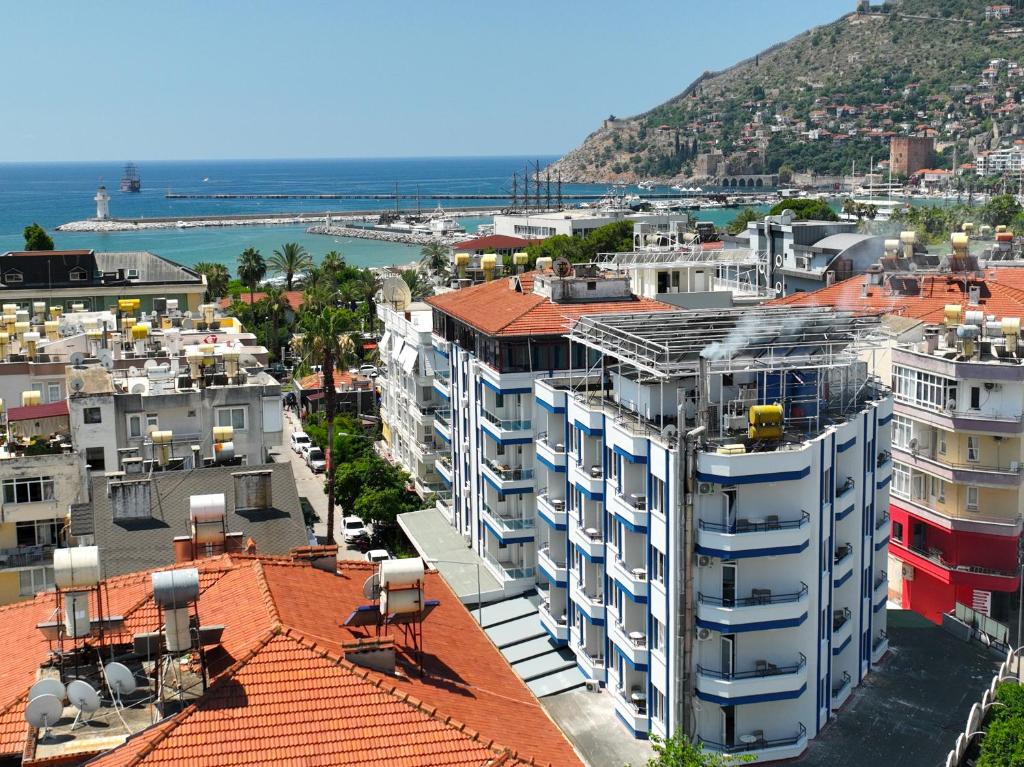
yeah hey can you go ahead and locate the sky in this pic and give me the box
[3,0,854,162]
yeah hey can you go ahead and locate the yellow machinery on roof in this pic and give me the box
[748,403,784,441]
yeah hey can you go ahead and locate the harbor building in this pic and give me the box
[492,210,678,240]
[376,300,447,500]
[537,306,891,758]
[0,250,206,313]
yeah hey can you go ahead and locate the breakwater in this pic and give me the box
[306,225,464,246]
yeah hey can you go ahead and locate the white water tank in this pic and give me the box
[64,591,91,638]
[164,606,192,652]
[190,493,226,523]
[151,568,200,609]
[378,558,426,616]
[54,546,101,589]
[379,557,425,588]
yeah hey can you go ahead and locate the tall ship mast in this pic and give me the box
[119,162,141,193]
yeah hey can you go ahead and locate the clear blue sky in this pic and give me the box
[4,0,853,162]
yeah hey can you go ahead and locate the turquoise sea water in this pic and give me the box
[0,158,762,270]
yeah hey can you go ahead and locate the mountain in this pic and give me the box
[550,0,1024,183]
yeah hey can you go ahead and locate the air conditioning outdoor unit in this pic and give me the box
[696,627,712,641]
[901,563,914,581]
[698,482,715,495]
[697,555,714,567]
[584,679,602,692]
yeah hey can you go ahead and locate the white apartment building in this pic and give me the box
[532,307,892,759]
[492,210,678,240]
[976,147,1024,176]
[377,301,446,500]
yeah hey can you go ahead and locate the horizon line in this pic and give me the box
[0,153,564,166]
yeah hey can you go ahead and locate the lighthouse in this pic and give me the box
[94,185,110,220]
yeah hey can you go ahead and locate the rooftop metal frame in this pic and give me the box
[595,246,764,270]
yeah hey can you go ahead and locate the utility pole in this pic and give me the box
[557,172,563,210]
[545,169,551,211]
[534,161,541,210]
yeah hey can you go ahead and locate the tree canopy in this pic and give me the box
[767,198,838,221]
[525,220,634,266]
[23,223,54,251]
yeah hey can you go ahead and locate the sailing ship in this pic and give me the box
[120,163,141,193]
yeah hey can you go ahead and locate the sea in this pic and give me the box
[0,158,758,272]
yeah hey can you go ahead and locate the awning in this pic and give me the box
[399,345,418,374]
[307,392,324,402]
[422,349,435,377]
[391,337,406,362]
[378,330,392,355]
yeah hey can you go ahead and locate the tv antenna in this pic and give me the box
[25,694,64,739]
[67,680,101,729]
[104,662,137,708]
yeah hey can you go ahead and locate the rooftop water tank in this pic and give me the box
[151,568,200,609]
[54,546,101,589]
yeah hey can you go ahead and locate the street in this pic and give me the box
[281,407,364,561]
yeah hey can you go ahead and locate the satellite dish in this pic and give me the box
[25,693,63,732]
[67,680,100,728]
[28,679,65,702]
[144,359,158,371]
[381,277,412,310]
[182,318,194,330]
[127,366,140,378]
[130,383,146,394]
[662,424,678,440]
[97,349,114,371]
[69,377,86,394]
[362,573,381,600]
[69,352,86,366]
[104,662,137,700]
[552,258,572,278]
[908,437,919,451]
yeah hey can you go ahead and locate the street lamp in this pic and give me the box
[424,557,482,625]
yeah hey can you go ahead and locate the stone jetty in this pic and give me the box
[305,225,464,247]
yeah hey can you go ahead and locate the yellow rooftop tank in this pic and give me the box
[748,403,784,441]
[944,304,963,328]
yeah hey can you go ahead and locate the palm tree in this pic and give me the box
[237,248,266,305]
[354,270,382,334]
[299,307,355,543]
[419,240,450,278]
[195,262,231,302]
[321,250,347,283]
[269,243,313,291]
[301,265,327,294]
[401,269,434,300]
[261,285,289,361]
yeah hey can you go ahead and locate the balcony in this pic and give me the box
[0,544,55,570]
[570,577,605,622]
[873,570,887,604]
[481,549,535,584]
[696,512,811,559]
[836,476,856,502]
[831,670,853,710]
[893,398,1024,435]
[536,432,567,470]
[539,598,568,642]
[891,541,1020,586]
[891,445,1022,488]
[481,458,534,491]
[608,490,648,530]
[432,368,450,398]
[481,501,534,542]
[871,631,889,664]
[609,554,648,600]
[569,521,604,560]
[874,511,890,548]
[536,490,567,528]
[613,685,648,734]
[832,607,853,653]
[480,408,531,440]
[572,638,606,682]
[433,409,452,442]
[696,583,809,633]
[696,653,807,704]
[699,723,807,761]
[833,543,854,586]
[570,460,604,498]
[435,455,453,483]
[537,544,567,585]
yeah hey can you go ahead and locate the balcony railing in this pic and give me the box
[897,542,1020,579]
[833,607,852,632]
[700,723,806,755]
[436,455,452,473]
[876,450,892,468]
[698,583,808,608]
[834,543,853,565]
[0,544,55,568]
[482,458,534,481]
[615,491,647,511]
[537,489,566,512]
[872,630,888,652]
[537,432,566,452]
[873,570,887,590]
[875,511,890,530]
[480,409,531,431]
[698,511,809,534]
[434,409,452,429]
[482,501,535,530]
[538,543,566,569]
[836,477,855,498]
[434,368,451,384]
[482,549,535,580]
[614,620,647,648]
[572,576,603,604]
[614,685,647,716]
[831,670,852,697]
[892,445,1023,476]
[697,652,806,680]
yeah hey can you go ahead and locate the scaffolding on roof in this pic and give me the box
[595,247,763,269]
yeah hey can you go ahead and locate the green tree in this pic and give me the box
[982,194,1023,228]
[260,285,290,361]
[401,269,434,300]
[195,262,231,302]
[768,198,838,221]
[726,208,761,235]
[237,248,266,305]
[420,240,450,276]
[300,306,357,542]
[269,242,313,291]
[352,270,381,334]
[977,682,1024,767]
[639,729,754,767]
[321,250,348,283]
[22,223,54,251]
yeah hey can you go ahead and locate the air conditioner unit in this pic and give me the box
[698,482,715,495]
[696,627,712,641]
[584,679,601,692]
[901,563,914,581]
[697,555,714,567]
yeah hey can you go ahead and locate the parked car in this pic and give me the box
[365,549,392,564]
[290,431,311,454]
[342,515,370,543]
[358,364,376,377]
[305,447,326,473]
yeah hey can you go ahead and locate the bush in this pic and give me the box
[768,198,838,221]
[977,682,1024,767]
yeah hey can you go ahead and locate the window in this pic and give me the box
[892,521,904,543]
[19,567,53,596]
[931,476,945,503]
[651,616,666,652]
[892,415,912,449]
[147,414,159,429]
[651,547,666,585]
[83,407,102,424]
[2,476,55,504]
[47,383,60,403]
[967,436,980,463]
[3,271,22,284]
[650,686,666,724]
[85,446,106,472]
[216,407,246,431]
[938,432,947,455]
[967,486,980,511]
[127,414,143,439]
[650,475,665,514]
[16,518,61,547]
[970,386,981,410]
[892,461,911,499]
[892,365,956,411]
[69,267,87,282]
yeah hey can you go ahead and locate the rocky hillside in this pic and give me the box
[551,0,1024,183]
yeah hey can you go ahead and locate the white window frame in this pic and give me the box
[967,436,980,463]
[69,267,87,282]
[3,270,23,285]
[46,382,60,403]
[938,431,947,455]
[892,415,912,450]
[19,567,53,596]
[127,414,143,439]
[967,486,980,511]
[892,461,911,499]
[216,407,247,431]
[2,476,55,505]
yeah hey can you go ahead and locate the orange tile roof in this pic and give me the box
[0,555,582,767]
[295,369,370,392]
[769,268,1024,322]
[218,290,305,311]
[426,271,672,337]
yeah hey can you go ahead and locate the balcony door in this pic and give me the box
[723,488,737,530]
[721,635,735,677]
[722,705,736,747]
[722,563,737,608]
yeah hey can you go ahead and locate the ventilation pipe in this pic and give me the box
[481,254,497,282]
[900,231,917,260]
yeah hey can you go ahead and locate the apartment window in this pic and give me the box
[938,432,947,455]
[892,365,955,411]
[2,476,55,504]
[891,415,913,450]
[651,548,666,585]
[967,486,980,511]
[16,518,61,547]
[970,386,981,410]
[83,407,102,424]
[650,475,665,514]
[891,462,911,499]
[650,686,666,724]
[651,616,666,652]
[46,383,60,403]
[967,436,980,463]
[931,476,945,502]
[19,567,53,596]
[216,407,247,431]
[85,447,106,472]
[892,521,904,543]
[127,414,143,438]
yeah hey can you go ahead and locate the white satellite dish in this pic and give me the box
[69,377,86,394]
[127,366,140,378]
[184,311,193,319]
[66,680,100,729]
[97,348,114,371]
[144,359,158,371]
[28,679,65,702]
[69,352,86,367]
[25,693,63,735]
[362,573,381,600]
[380,277,412,310]
[130,383,146,394]
[104,662,136,706]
